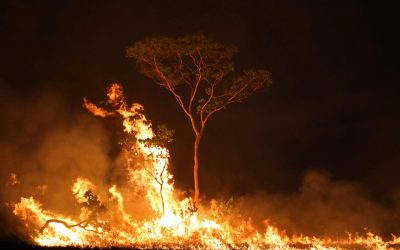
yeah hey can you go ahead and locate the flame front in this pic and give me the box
[12,83,400,249]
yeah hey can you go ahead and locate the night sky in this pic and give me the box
[1,1,399,204]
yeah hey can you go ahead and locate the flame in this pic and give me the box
[71,177,96,203]
[12,83,400,249]
[83,97,113,117]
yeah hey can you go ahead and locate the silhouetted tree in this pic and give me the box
[126,33,272,205]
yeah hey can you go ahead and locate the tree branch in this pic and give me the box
[226,80,253,103]
[152,58,192,118]
[200,82,215,125]
[39,219,98,234]
[188,71,202,114]
[152,58,201,135]
[176,54,194,89]
[203,105,225,125]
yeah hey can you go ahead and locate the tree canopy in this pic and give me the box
[126,33,272,204]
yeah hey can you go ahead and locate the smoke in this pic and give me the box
[1,83,399,241]
[236,170,398,238]
[0,84,114,239]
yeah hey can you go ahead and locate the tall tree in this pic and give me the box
[126,33,272,205]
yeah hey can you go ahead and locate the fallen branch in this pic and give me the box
[39,219,98,234]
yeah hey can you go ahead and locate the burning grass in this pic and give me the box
[7,84,400,249]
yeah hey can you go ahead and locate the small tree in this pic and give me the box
[126,33,272,205]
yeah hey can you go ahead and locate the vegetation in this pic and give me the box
[126,33,272,204]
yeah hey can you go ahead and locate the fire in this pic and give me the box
[11,83,400,249]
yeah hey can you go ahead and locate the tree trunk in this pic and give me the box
[160,181,165,216]
[193,134,201,205]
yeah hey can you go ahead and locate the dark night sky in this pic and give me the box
[1,1,399,201]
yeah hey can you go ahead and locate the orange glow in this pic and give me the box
[11,83,400,249]
[7,172,20,186]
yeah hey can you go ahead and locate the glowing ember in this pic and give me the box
[11,83,400,249]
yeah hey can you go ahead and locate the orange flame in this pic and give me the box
[11,83,400,249]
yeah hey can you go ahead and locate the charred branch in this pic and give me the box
[39,219,98,234]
